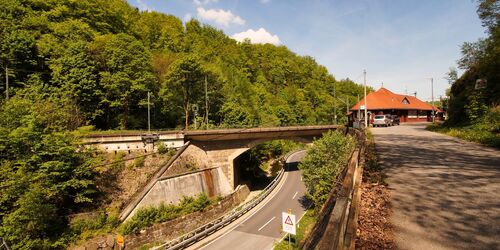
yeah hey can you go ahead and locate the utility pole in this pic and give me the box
[205,75,209,130]
[5,66,8,100]
[364,69,367,128]
[346,97,349,115]
[147,92,151,133]
[333,81,337,124]
[431,77,435,123]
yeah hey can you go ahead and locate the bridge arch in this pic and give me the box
[185,125,340,188]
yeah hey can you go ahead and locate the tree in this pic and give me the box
[164,55,205,129]
[90,33,156,129]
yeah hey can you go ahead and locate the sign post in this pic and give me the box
[282,210,296,247]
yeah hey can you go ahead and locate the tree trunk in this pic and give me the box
[184,103,189,130]
[122,97,129,129]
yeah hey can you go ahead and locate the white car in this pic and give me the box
[373,115,391,127]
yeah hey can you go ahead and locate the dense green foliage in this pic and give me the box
[446,0,499,125]
[239,140,304,175]
[0,92,100,248]
[428,106,500,148]
[299,131,355,206]
[0,0,366,248]
[0,0,365,131]
[119,193,212,235]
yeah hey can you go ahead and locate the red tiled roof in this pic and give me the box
[351,87,434,111]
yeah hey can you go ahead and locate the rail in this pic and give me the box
[154,150,304,250]
[302,130,366,250]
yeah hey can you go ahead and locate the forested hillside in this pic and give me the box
[0,0,365,131]
[447,0,499,124]
[0,0,365,248]
[437,0,499,147]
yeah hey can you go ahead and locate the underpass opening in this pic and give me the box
[232,138,310,192]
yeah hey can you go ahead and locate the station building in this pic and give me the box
[350,87,437,123]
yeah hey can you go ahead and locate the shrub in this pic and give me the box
[133,156,145,168]
[118,193,213,235]
[299,130,355,206]
[157,143,168,154]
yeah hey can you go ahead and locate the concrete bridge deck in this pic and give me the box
[82,125,342,152]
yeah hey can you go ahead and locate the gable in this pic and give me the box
[402,97,410,104]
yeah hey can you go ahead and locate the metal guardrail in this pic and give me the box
[154,153,295,250]
[0,237,10,250]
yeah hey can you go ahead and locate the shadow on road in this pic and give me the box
[372,124,500,249]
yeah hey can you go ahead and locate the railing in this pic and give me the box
[302,130,366,250]
[154,150,304,250]
[83,123,343,138]
[0,237,10,250]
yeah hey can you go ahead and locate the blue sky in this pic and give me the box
[128,0,486,102]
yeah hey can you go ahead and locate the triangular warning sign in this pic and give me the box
[285,216,293,225]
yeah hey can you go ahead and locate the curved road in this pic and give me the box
[193,150,308,250]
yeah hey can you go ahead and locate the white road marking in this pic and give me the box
[258,216,276,231]
[292,191,298,200]
[200,172,289,249]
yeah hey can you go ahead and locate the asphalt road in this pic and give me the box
[371,123,500,250]
[198,150,308,250]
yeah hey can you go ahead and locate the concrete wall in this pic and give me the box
[82,133,185,152]
[127,167,232,220]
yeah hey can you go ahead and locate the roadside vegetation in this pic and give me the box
[240,140,305,177]
[427,106,500,148]
[433,0,499,148]
[299,130,355,206]
[274,130,355,249]
[118,193,213,235]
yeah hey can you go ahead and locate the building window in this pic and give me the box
[408,110,417,118]
[418,110,427,117]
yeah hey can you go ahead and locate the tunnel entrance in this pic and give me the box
[232,139,307,191]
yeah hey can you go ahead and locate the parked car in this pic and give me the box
[390,115,400,125]
[373,114,391,127]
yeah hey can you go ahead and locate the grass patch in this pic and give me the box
[427,123,500,148]
[67,213,120,241]
[132,156,145,168]
[274,209,317,250]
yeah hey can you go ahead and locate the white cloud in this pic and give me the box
[196,7,245,27]
[136,0,152,11]
[193,0,218,6]
[232,28,281,45]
